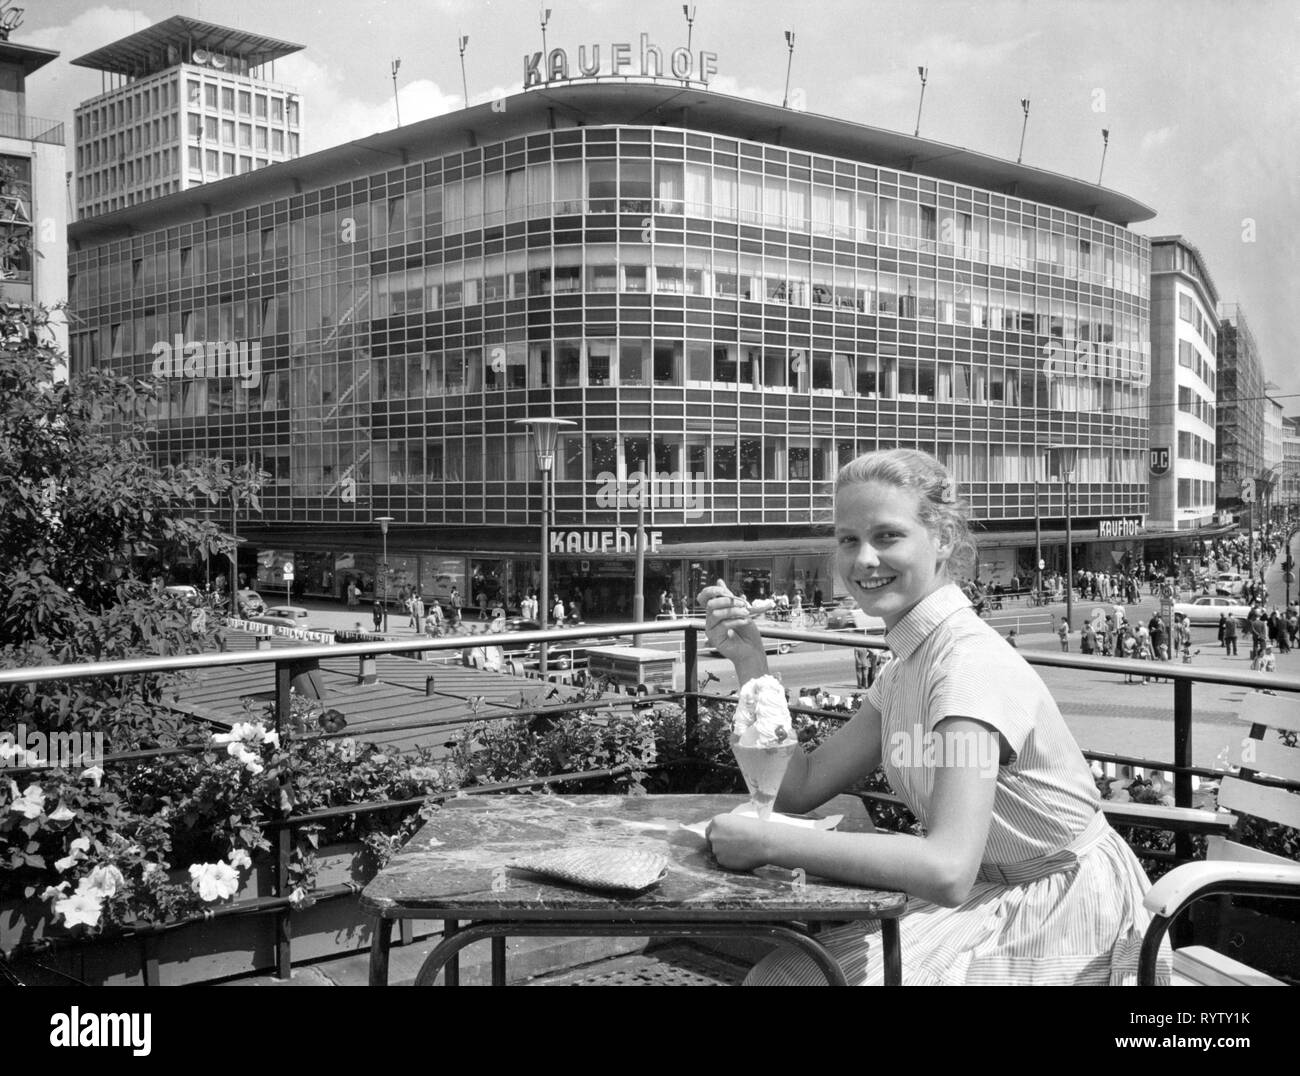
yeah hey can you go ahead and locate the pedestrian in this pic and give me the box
[853,644,871,688]
[1248,610,1267,662]
[698,447,1165,985]
[1223,612,1238,656]
[552,596,565,627]
[1006,629,1019,649]
[347,581,360,609]
[1217,613,1227,650]
[1081,621,1097,655]
[371,600,384,631]
[1148,617,1167,662]
[411,592,425,632]
[1057,616,1070,652]
[1254,644,1276,674]
[1102,617,1116,657]
[1268,609,1287,654]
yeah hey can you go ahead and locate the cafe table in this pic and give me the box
[360,792,907,986]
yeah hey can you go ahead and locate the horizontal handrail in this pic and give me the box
[0,618,687,685]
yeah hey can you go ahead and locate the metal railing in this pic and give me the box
[0,112,65,146]
[2,617,1298,983]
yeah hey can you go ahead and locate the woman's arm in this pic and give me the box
[709,716,999,907]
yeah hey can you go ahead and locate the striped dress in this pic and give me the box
[748,583,1169,986]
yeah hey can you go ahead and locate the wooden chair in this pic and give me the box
[1138,691,1300,985]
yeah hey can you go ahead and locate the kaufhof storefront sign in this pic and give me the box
[525,34,718,87]
[150,336,263,389]
[1097,517,1143,539]
[550,529,664,555]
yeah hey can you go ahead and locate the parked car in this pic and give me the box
[1213,572,1245,597]
[1171,595,1252,627]
[251,605,314,629]
[824,597,887,635]
[163,584,199,601]
[235,589,266,617]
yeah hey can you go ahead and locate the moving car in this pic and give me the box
[824,597,887,635]
[1171,595,1252,627]
[1213,572,1245,597]
[251,605,314,629]
[236,589,266,617]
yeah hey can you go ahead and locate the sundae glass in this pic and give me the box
[731,675,798,821]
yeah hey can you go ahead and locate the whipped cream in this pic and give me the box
[732,675,795,748]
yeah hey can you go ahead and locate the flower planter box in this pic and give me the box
[1,842,400,986]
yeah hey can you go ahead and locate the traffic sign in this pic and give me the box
[282,561,294,580]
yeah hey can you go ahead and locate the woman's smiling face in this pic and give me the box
[835,480,952,631]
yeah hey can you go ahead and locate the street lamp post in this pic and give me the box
[375,516,395,633]
[1052,446,1079,632]
[516,418,576,677]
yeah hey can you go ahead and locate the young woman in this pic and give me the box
[699,449,1164,985]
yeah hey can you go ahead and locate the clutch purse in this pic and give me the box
[506,847,668,894]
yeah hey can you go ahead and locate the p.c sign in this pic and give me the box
[1148,447,1170,478]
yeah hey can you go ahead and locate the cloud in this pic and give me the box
[22,6,153,120]
[275,54,462,152]
[1140,125,1178,152]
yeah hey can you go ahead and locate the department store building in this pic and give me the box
[67,70,1156,617]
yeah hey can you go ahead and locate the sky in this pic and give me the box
[19,0,1300,412]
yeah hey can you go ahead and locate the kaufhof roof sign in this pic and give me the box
[525,34,718,88]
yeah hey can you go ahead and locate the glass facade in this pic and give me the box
[67,88,1152,607]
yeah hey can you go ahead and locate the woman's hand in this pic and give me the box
[696,581,770,680]
[706,813,772,871]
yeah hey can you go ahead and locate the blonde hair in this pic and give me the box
[834,449,977,579]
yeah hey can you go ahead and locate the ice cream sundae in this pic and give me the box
[731,675,799,820]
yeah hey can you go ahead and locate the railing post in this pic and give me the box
[275,661,291,738]
[1173,675,1194,864]
[274,658,294,979]
[276,827,293,981]
[684,626,699,755]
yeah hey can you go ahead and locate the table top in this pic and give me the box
[360,793,906,924]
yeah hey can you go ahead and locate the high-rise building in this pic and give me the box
[1263,384,1285,517]
[70,16,303,220]
[0,19,66,357]
[1147,237,1219,530]
[1281,415,1300,523]
[68,76,1156,611]
[1215,304,1265,508]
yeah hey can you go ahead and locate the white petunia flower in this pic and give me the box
[188,861,240,902]
[54,890,103,928]
[8,782,46,819]
[79,864,126,900]
[227,848,252,871]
